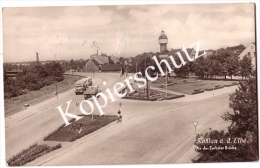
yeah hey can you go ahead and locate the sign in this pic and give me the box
[192,121,198,134]
[192,121,198,127]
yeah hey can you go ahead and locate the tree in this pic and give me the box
[226,55,240,80]
[193,73,258,162]
[138,54,154,98]
[161,49,169,55]
[4,61,65,99]
[239,56,252,80]
[193,56,209,79]
[70,59,74,65]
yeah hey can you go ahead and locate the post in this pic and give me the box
[145,59,148,98]
[136,62,137,73]
[192,121,198,134]
[212,83,215,96]
[165,66,167,98]
[55,84,58,99]
[92,68,94,79]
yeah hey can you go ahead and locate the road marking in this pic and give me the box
[17,112,37,123]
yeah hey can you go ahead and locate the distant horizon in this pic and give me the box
[3,3,255,63]
[3,42,254,64]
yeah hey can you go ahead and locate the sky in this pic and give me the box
[2,3,255,63]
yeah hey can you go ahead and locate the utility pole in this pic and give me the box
[165,66,168,98]
[212,83,215,96]
[55,84,58,99]
[145,58,149,98]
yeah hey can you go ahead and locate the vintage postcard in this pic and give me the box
[1,2,259,167]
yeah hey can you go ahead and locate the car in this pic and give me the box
[24,104,30,107]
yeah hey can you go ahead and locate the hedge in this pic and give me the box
[121,96,158,101]
[164,95,185,100]
[192,90,205,95]
[7,143,62,166]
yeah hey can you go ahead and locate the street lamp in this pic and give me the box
[165,66,168,98]
[55,84,58,99]
[119,102,122,110]
[212,83,215,96]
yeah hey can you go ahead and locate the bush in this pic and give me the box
[192,90,204,94]
[4,62,65,99]
[122,96,158,101]
[7,143,62,166]
[44,115,117,142]
[164,95,185,100]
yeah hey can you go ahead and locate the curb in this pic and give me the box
[35,117,132,166]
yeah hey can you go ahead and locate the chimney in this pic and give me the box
[36,51,39,65]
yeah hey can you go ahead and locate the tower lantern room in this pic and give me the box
[158,30,168,53]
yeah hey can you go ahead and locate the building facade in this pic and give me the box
[158,30,168,53]
[83,59,100,73]
[238,42,256,70]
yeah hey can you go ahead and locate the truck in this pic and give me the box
[83,86,100,99]
[75,77,92,95]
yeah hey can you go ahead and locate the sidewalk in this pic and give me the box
[174,120,230,163]
[26,115,133,166]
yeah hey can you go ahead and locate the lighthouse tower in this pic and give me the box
[158,30,168,53]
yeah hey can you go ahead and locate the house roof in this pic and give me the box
[92,55,109,64]
[158,30,168,39]
[109,56,119,63]
[85,59,100,67]
[101,64,121,71]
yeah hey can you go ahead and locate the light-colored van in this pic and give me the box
[75,77,92,95]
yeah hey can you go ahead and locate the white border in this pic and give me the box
[1,1,259,168]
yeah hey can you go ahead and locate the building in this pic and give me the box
[90,55,109,65]
[109,55,120,64]
[158,30,168,52]
[83,59,100,73]
[101,64,121,72]
[238,42,256,69]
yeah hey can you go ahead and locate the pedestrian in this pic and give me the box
[76,102,79,112]
[117,109,122,123]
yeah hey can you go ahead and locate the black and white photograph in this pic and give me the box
[1,1,259,167]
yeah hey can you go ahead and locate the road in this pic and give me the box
[4,72,236,165]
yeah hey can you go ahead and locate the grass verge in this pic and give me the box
[4,75,83,117]
[7,143,61,166]
[122,89,185,101]
[150,77,236,94]
[44,115,118,142]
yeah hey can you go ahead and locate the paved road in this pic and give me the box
[5,72,236,165]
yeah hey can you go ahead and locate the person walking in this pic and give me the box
[117,109,122,123]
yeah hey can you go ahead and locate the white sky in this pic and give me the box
[2,3,255,62]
